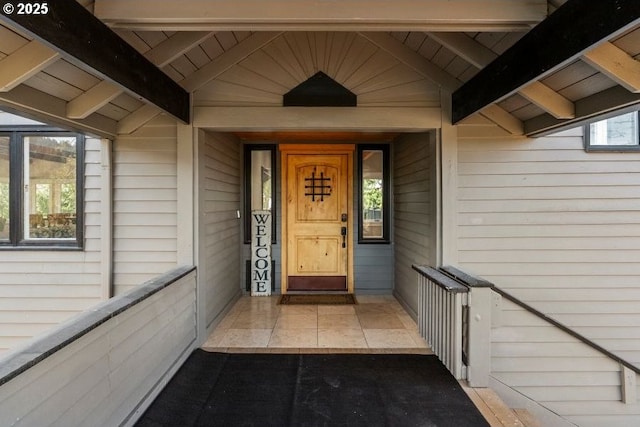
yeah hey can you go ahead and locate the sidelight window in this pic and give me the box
[244,145,276,243]
[358,145,390,243]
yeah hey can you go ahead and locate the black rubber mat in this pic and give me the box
[136,349,490,427]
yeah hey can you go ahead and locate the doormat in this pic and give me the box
[136,350,491,427]
[278,294,357,305]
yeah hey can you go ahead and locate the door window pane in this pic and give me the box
[24,136,77,239]
[0,136,9,240]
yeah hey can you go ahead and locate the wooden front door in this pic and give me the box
[281,145,354,293]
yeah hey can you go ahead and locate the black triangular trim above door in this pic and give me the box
[283,72,357,107]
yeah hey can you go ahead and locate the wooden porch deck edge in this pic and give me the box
[461,382,541,427]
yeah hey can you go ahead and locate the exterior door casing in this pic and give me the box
[280,144,354,293]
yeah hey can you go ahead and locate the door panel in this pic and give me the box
[296,237,341,273]
[282,147,353,292]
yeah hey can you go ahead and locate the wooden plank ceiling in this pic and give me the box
[0,0,638,138]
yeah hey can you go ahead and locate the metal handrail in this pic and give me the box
[412,265,469,293]
[441,265,640,375]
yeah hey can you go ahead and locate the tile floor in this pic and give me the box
[202,294,432,353]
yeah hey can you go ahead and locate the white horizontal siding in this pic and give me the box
[0,269,197,427]
[0,137,103,354]
[113,116,178,294]
[457,130,640,369]
[393,133,436,316]
[458,129,640,426]
[200,132,242,328]
[491,298,640,427]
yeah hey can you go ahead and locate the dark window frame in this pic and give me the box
[243,144,277,244]
[585,110,640,152]
[358,144,390,244]
[0,128,84,250]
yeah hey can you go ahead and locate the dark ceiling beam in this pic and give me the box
[451,0,640,124]
[0,0,190,123]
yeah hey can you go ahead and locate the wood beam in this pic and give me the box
[518,81,575,119]
[432,31,575,122]
[66,80,122,119]
[0,0,190,123]
[428,32,497,69]
[359,32,460,91]
[94,0,546,32]
[0,41,60,91]
[0,85,116,137]
[66,31,212,119]
[117,104,161,135]
[193,106,441,131]
[145,31,214,68]
[452,0,640,123]
[582,41,640,93]
[480,104,524,135]
[524,85,640,136]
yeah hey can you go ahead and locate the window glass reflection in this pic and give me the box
[0,136,9,240]
[24,136,77,239]
[362,149,383,239]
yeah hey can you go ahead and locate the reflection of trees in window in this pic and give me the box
[61,183,76,213]
[0,183,8,237]
[35,184,50,215]
[0,183,8,218]
[0,137,9,238]
[363,178,382,219]
[359,146,389,242]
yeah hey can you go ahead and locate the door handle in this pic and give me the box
[341,226,347,248]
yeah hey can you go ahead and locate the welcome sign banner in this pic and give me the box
[251,211,271,296]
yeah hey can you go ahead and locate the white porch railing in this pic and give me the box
[413,265,493,386]
[0,265,197,427]
[413,265,468,380]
